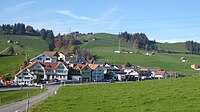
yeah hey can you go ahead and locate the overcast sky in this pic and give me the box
[1,0,200,42]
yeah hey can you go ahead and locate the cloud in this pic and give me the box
[107,16,125,31]
[102,5,119,18]
[5,1,37,12]
[56,10,99,22]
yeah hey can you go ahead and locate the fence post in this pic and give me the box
[26,99,29,112]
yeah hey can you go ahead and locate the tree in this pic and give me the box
[125,62,132,67]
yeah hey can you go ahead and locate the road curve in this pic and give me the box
[0,84,61,112]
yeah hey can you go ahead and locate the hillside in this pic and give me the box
[0,33,49,75]
[30,77,200,112]
[80,33,200,75]
[157,42,187,52]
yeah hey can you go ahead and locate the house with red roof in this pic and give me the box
[30,51,59,63]
[14,62,68,85]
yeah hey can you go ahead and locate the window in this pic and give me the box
[46,58,50,60]
[23,73,28,75]
[24,77,30,79]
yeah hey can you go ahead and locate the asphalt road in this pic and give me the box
[0,84,61,112]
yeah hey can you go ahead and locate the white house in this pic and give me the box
[89,64,104,81]
[40,62,68,81]
[58,52,66,61]
[155,70,169,79]
[30,51,59,63]
[15,62,68,85]
[15,62,39,85]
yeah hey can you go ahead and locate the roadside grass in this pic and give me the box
[29,77,200,112]
[0,88,45,106]
[81,33,200,76]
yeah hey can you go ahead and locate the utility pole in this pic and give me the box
[69,27,71,33]
[20,66,23,90]
[118,33,121,52]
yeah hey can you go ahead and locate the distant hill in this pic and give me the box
[80,33,200,75]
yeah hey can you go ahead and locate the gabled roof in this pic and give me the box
[73,64,90,70]
[139,68,149,71]
[15,62,38,76]
[40,62,62,70]
[155,71,166,75]
[43,51,59,57]
[88,64,99,70]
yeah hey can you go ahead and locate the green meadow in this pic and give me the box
[81,33,200,76]
[29,77,200,112]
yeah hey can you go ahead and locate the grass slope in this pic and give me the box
[81,33,200,75]
[0,88,44,106]
[0,56,24,75]
[0,34,49,75]
[29,77,200,112]
[0,34,49,57]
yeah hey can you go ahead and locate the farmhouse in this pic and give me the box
[30,51,59,62]
[181,57,188,63]
[191,64,200,70]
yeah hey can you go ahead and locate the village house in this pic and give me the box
[155,70,169,79]
[30,51,59,63]
[191,64,200,70]
[58,52,66,62]
[181,57,188,63]
[73,64,92,82]
[88,64,104,82]
[138,68,152,80]
[14,62,68,85]
[148,67,162,78]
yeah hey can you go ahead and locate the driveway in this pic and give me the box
[0,84,61,112]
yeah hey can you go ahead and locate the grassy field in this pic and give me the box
[81,33,200,75]
[0,88,45,106]
[29,77,200,112]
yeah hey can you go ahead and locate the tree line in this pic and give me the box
[186,40,200,54]
[119,32,157,51]
[0,23,55,51]
[55,33,93,61]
